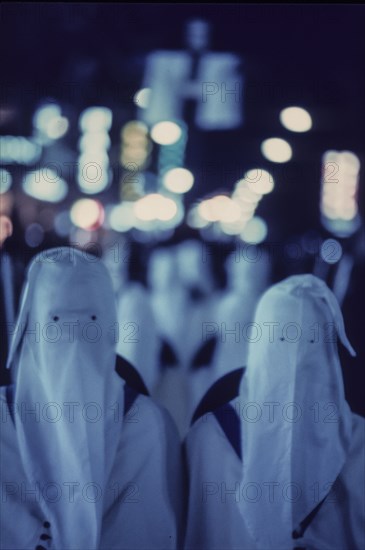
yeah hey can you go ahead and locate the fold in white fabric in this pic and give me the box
[239,274,357,550]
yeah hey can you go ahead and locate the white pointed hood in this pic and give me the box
[6,247,124,549]
[239,274,355,549]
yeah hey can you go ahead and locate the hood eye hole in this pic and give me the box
[53,316,59,322]
[91,315,97,320]
[280,337,285,341]
[310,339,315,343]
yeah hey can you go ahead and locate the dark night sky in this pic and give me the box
[1,3,364,238]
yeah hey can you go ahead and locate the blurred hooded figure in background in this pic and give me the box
[211,246,271,386]
[102,241,160,394]
[151,239,223,438]
[174,239,221,435]
[183,274,364,550]
[0,247,182,550]
[116,280,160,393]
[148,245,187,361]
[148,245,190,437]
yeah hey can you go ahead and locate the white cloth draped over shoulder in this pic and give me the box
[0,247,182,550]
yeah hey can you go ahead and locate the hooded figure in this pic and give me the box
[175,239,223,435]
[211,247,271,382]
[0,247,182,550]
[148,245,187,358]
[239,274,363,549]
[116,281,160,393]
[102,239,160,393]
[184,274,364,550]
[148,246,190,437]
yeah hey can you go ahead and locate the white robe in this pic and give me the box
[1,388,183,550]
[184,290,224,432]
[183,406,251,550]
[171,239,224,436]
[152,284,223,438]
[183,402,365,550]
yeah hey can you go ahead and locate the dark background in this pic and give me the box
[1,3,364,238]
